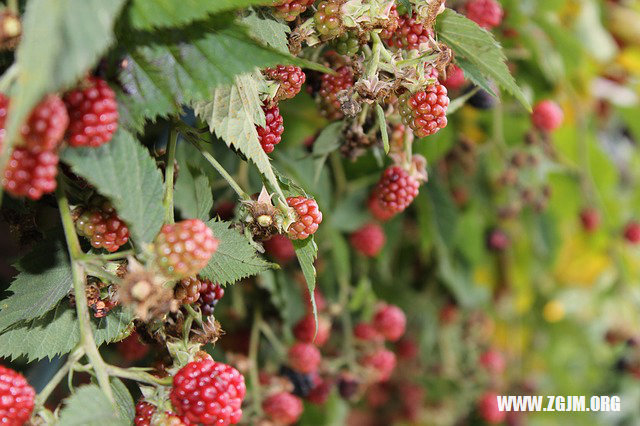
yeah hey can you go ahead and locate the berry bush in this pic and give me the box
[0,0,639,425]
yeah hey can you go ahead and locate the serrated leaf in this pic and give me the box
[0,0,125,173]
[375,104,389,154]
[58,385,123,426]
[128,0,272,30]
[454,57,497,98]
[193,74,288,203]
[0,236,71,332]
[60,130,164,245]
[111,378,135,424]
[175,172,213,222]
[241,13,290,54]
[437,9,529,110]
[312,122,344,157]
[293,237,319,323]
[0,304,133,362]
[199,220,274,285]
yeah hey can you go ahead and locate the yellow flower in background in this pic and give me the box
[543,300,565,323]
[554,234,612,286]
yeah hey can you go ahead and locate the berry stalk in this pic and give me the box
[195,139,251,201]
[35,346,85,408]
[163,128,178,224]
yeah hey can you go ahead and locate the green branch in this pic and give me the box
[163,128,178,224]
[35,346,85,407]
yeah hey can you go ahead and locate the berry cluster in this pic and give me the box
[374,166,420,215]
[263,65,306,101]
[383,12,434,51]
[286,196,323,240]
[350,223,386,257]
[318,66,354,120]
[256,102,284,154]
[197,278,224,316]
[398,81,450,138]
[315,0,344,39]
[0,365,35,426]
[272,0,315,21]
[74,202,129,252]
[464,0,504,29]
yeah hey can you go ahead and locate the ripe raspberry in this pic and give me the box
[361,348,397,382]
[479,349,506,374]
[134,401,187,426]
[385,13,434,51]
[440,65,466,91]
[264,234,296,263]
[74,203,129,252]
[315,0,344,38]
[272,0,315,21]
[117,332,149,362]
[286,196,323,240]
[264,65,306,101]
[63,76,118,147]
[395,338,419,360]
[175,276,203,305]
[0,365,34,426]
[197,278,224,316]
[373,304,406,341]
[288,342,322,374]
[624,221,640,244]
[318,66,354,120]
[2,147,58,200]
[154,219,218,279]
[337,373,360,400]
[19,94,69,152]
[350,223,386,257]
[486,228,510,252]
[478,391,506,424]
[353,322,383,342]
[399,83,449,138]
[170,358,246,425]
[368,191,396,221]
[256,102,284,154]
[375,166,420,214]
[262,392,303,425]
[580,208,600,232]
[465,0,504,29]
[307,375,332,405]
[531,100,564,132]
[293,314,331,346]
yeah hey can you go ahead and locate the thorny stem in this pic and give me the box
[196,141,251,200]
[163,128,178,224]
[248,307,263,418]
[56,186,114,403]
[35,346,85,407]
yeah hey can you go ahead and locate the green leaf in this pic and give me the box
[1,0,125,170]
[58,385,124,426]
[199,220,274,285]
[311,122,344,157]
[293,237,319,322]
[437,9,529,110]
[241,13,291,54]
[425,173,458,246]
[193,73,288,203]
[454,57,497,98]
[60,130,165,245]
[111,378,135,424]
[127,0,272,30]
[375,104,389,154]
[0,304,133,362]
[174,165,214,222]
[0,236,71,331]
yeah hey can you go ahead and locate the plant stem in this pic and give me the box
[82,250,134,262]
[196,141,250,200]
[163,128,178,224]
[248,307,263,418]
[7,0,18,13]
[337,276,357,369]
[330,152,347,200]
[366,33,382,80]
[258,320,286,357]
[106,365,172,386]
[35,346,85,407]
[184,304,203,326]
[56,186,114,403]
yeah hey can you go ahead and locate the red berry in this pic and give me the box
[20,94,69,152]
[64,76,118,147]
[175,276,203,305]
[0,365,34,426]
[379,4,400,41]
[479,349,506,374]
[385,13,434,51]
[197,278,224,316]
[264,65,306,101]
[170,358,246,425]
[439,303,459,324]
[286,196,323,240]
[361,348,396,382]
[478,391,506,424]
[117,332,149,362]
[134,401,155,426]
[154,219,218,279]
[74,202,129,252]
[368,191,396,221]
[307,375,332,405]
[395,338,419,360]
[531,100,563,132]
[373,304,406,342]
[315,0,343,38]
[375,166,420,214]
[624,221,640,244]
[288,342,322,374]
[354,322,383,342]
[350,223,386,257]
[256,102,284,154]
[264,234,296,263]
[262,392,303,425]
[465,0,504,29]
[318,66,354,120]
[441,65,466,91]
[399,82,449,138]
[580,208,600,232]
[272,0,315,21]
[2,147,58,200]
[293,314,331,346]
[487,228,510,252]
